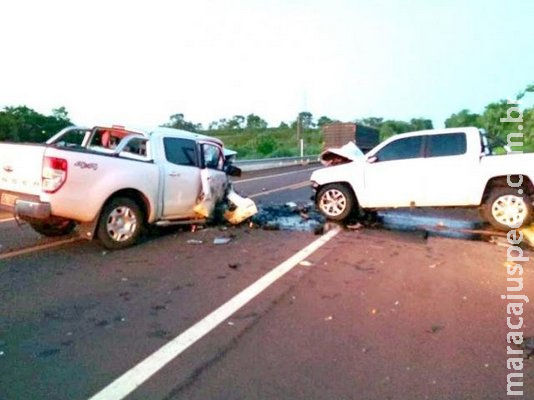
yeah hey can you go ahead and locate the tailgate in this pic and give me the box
[0,143,45,196]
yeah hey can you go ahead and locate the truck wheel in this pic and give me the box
[316,183,356,221]
[97,197,143,249]
[29,219,76,237]
[482,187,533,231]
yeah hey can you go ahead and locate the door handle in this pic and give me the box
[169,172,181,177]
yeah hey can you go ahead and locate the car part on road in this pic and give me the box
[96,197,144,249]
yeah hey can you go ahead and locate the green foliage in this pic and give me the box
[0,106,72,142]
[163,113,202,132]
[256,135,277,155]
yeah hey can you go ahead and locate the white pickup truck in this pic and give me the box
[311,127,533,230]
[0,125,250,249]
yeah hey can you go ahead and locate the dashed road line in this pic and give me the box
[235,166,319,184]
[88,227,340,400]
[249,181,309,198]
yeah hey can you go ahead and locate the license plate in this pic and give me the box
[0,193,18,207]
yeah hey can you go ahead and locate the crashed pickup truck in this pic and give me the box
[311,127,534,230]
[0,125,256,249]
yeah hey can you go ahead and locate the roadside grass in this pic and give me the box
[205,127,324,159]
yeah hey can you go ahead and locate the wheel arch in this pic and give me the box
[481,175,534,203]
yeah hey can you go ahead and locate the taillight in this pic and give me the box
[42,156,68,193]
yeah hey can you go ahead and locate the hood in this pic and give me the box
[318,141,364,166]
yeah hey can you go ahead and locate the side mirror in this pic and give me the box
[225,164,242,177]
[366,155,378,164]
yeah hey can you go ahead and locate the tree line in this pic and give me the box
[1,84,532,152]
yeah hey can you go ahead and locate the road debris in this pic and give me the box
[228,263,240,269]
[324,315,333,321]
[426,324,444,334]
[299,260,313,266]
[186,239,203,245]
[224,189,258,224]
[213,237,232,245]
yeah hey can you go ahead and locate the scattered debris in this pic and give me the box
[426,324,444,334]
[228,263,240,269]
[250,203,326,232]
[224,189,258,224]
[346,222,363,230]
[228,321,235,326]
[299,260,313,267]
[186,239,203,245]
[324,315,333,321]
[518,336,534,359]
[213,237,232,245]
[520,225,534,248]
[371,308,379,315]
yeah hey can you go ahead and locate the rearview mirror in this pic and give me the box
[225,164,242,177]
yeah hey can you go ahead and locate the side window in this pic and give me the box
[164,138,198,167]
[427,133,466,157]
[202,143,224,170]
[376,136,423,162]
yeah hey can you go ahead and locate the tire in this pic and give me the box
[96,197,144,249]
[316,183,356,221]
[29,219,76,237]
[482,187,533,231]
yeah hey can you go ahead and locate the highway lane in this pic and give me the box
[1,164,532,399]
[0,164,318,258]
[0,164,322,400]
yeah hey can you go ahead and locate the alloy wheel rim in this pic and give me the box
[106,206,138,242]
[320,189,347,216]
[491,194,527,226]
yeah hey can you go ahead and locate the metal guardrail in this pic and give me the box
[234,155,320,172]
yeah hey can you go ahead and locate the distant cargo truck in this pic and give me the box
[322,123,379,153]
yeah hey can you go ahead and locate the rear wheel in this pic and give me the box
[96,197,144,249]
[29,219,76,237]
[316,183,356,221]
[482,187,533,230]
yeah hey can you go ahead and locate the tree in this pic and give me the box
[359,117,384,129]
[317,116,334,127]
[165,113,202,132]
[409,118,433,131]
[245,114,267,131]
[444,109,481,128]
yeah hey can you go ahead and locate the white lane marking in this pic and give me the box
[88,227,340,400]
[234,166,319,184]
[249,181,309,198]
[0,237,81,260]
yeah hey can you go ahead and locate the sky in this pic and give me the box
[1,0,533,129]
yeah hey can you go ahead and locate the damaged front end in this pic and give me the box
[318,141,364,166]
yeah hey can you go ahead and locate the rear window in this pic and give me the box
[427,133,466,157]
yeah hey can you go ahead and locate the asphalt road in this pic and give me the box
[1,165,533,400]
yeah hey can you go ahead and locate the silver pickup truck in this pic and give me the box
[0,125,255,249]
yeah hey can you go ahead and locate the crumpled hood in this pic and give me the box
[318,141,364,166]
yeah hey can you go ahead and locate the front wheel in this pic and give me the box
[96,197,144,249]
[482,187,533,231]
[316,183,356,221]
[29,219,76,237]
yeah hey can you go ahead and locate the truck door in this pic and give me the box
[362,135,425,208]
[421,132,478,206]
[193,142,228,217]
[161,137,202,218]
